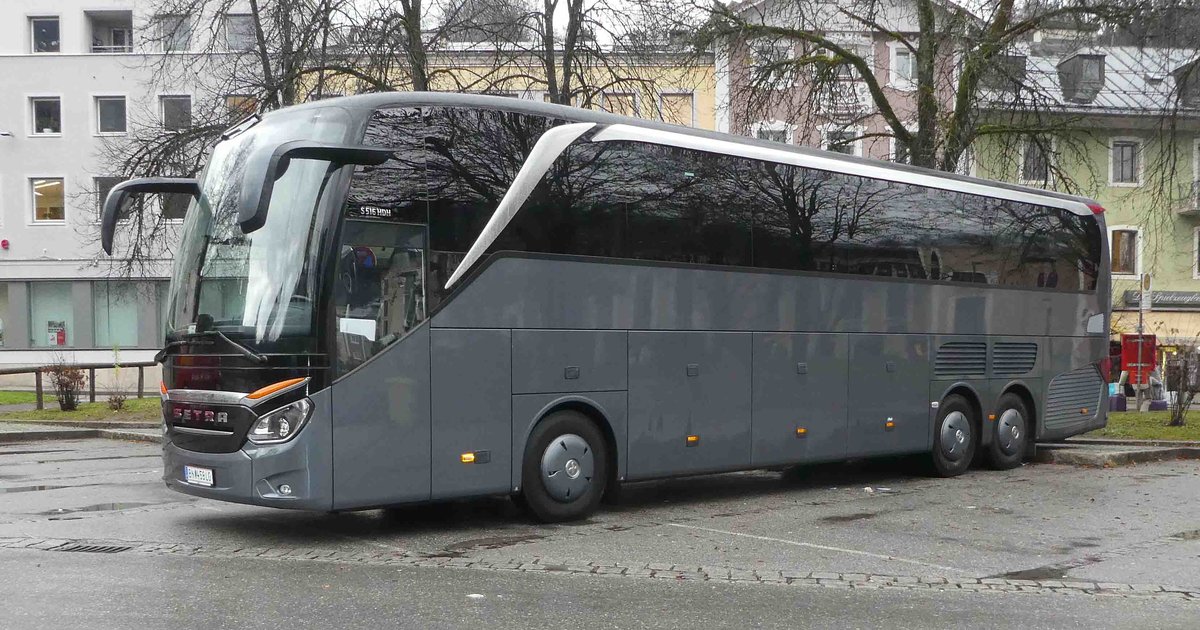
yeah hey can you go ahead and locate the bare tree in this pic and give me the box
[674,0,1145,173]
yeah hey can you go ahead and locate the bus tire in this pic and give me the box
[986,393,1030,470]
[930,394,977,477]
[519,410,609,523]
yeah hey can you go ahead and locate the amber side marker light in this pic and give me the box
[460,452,476,464]
[795,427,808,438]
[988,414,997,421]
[1080,408,1090,415]
[247,377,307,400]
[885,419,896,429]
[686,435,700,446]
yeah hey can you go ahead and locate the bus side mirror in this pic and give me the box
[238,141,394,234]
[101,177,201,255]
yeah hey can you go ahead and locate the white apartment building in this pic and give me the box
[0,0,252,367]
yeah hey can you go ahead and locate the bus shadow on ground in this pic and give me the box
[186,457,934,545]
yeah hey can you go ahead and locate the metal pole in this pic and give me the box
[89,368,96,403]
[35,370,43,411]
[1137,308,1145,412]
[137,366,144,399]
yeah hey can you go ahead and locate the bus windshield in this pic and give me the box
[165,105,353,345]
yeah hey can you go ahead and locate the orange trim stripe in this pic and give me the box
[247,378,306,400]
[159,381,168,395]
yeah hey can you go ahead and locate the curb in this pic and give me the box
[0,419,160,430]
[1034,444,1200,467]
[1067,437,1200,448]
[0,429,100,444]
[97,429,162,444]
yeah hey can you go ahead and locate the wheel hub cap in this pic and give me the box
[540,434,594,503]
[996,409,1024,455]
[940,411,971,462]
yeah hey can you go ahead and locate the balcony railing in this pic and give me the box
[91,44,133,53]
[1177,182,1200,217]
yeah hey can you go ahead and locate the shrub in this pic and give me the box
[108,393,127,411]
[47,364,87,411]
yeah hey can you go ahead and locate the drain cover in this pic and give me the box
[52,543,133,554]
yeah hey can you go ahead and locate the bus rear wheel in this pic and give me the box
[519,410,609,523]
[986,393,1030,470]
[930,394,977,477]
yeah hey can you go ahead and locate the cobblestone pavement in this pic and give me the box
[2,438,1200,618]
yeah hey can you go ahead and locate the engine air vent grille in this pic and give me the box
[992,342,1038,377]
[1045,366,1104,427]
[935,342,987,378]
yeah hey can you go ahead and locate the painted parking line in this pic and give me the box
[667,522,968,574]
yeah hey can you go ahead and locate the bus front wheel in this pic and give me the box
[518,410,609,523]
[930,395,977,477]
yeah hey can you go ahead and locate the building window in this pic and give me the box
[0,284,8,347]
[1111,139,1141,185]
[156,14,193,52]
[1194,227,1200,280]
[29,282,74,348]
[31,178,65,222]
[890,45,915,88]
[660,93,694,126]
[603,93,638,117]
[225,94,257,120]
[824,129,860,156]
[223,13,256,50]
[30,97,61,135]
[94,176,124,218]
[95,96,127,134]
[31,17,60,53]
[1021,139,1051,184]
[752,121,790,144]
[161,193,190,220]
[749,38,796,88]
[160,96,192,130]
[94,282,143,347]
[1110,227,1140,276]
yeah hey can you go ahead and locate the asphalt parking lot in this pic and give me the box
[2,438,1199,628]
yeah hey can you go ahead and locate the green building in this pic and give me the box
[975,42,1200,347]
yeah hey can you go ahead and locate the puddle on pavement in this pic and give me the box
[998,566,1070,580]
[819,512,876,523]
[39,502,156,516]
[0,485,68,494]
[424,533,546,558]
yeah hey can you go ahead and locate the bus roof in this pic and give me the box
[279,92,1103,217]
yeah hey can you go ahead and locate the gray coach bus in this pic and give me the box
[101,93,1110,522]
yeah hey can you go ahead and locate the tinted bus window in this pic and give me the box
[358,106,1100,297]
[424,107,557,307]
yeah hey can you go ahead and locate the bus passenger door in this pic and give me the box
[846,334,930,458]
[330,220,433,509]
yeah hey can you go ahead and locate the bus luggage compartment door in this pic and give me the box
[750,333,849,466]
[627,331,752,479]
[846,334,930,458]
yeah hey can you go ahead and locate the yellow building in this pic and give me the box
[320,47,718,130]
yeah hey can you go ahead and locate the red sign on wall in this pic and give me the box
[1121,334,1157,386]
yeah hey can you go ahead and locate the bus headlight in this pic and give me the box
[248,398,312,444]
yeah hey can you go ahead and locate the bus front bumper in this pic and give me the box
[162,418,334,511]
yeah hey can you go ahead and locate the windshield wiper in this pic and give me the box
[156,330,269,365]
[155,338,214,364]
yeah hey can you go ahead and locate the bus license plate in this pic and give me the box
[184,465,214,487]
